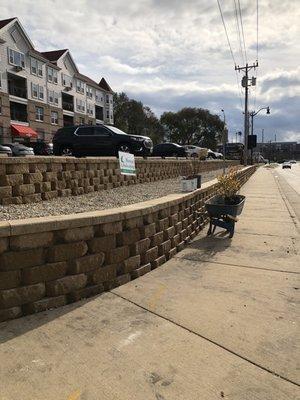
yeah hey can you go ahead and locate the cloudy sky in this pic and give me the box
[1,0,299,142]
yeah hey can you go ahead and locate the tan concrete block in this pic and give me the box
[47,241,88,262]
[0,283,45,308]
[0,306,22,322]
[177,241,185,252]
[113,273,131,287]
[46,274,87,296]
[42,191,58,200]
[123,255,141,273]
[139,223,156,238]
[6,164,29,174]
[0,248,45,271]
[97,221,123,236]
[158,240,172,256]
[171,234,181,247]
[175,221,183,233]
[151,255,166,269]
[88,235,116,253]
[10,232,54,250]
[164,226,176,240]
[168,247,177,259]
[23,172,43,184]
[106,246,130,264]
[56,226,94,243]
[0,270,21,290]
[30,164,47,173]
[130,238,151,256]
[58,188,72,197]
[68,284,104,302]
[22,262,68,285]
[43,172,57,181]
[34,182,52,193]
[92,265,117,284]
[169,213,179,225]
[117,228,140,246]
[156,218,169,231]
[69,253,105,274]
[0,186,12,199]
[23,295,66,314]
[142,246,159,264]
[13,184,35,196]
[22,193,42,203]
[0,237,8,254]
[130,263,151,279]
[124,216,144,230]
[151,231,164,247]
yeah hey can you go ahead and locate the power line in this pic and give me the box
[237,0,248,63]
[253,0,259,109]
[217,0,237,66]
[233,0,244,65]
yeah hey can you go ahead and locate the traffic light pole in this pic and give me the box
[235,62,258,165]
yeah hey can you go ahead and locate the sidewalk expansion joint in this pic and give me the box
[174,256,300,275]
[112,291,300,388]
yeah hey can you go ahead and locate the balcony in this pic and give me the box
[62,92,74,112]
[10,101,27,123]
[8,73,27,99]
[95,105,104,121]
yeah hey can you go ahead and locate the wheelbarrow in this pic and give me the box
[205,195,245,238]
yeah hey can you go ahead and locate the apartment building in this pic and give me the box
[0,17,114,143]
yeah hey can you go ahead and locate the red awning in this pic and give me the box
[11,124,38,139]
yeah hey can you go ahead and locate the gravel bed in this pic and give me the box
[0,169,225,221]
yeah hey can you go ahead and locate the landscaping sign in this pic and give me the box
[119,151,136,176]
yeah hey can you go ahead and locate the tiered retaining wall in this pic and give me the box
[0,157,239,205]
[0,166,256,322]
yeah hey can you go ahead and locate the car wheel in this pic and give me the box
[118,144,131,153]
[61,146,73,156]
[191,153,198,158]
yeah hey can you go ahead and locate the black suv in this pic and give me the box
[52,125,153,157]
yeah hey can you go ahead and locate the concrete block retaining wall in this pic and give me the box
[0,166,256,322]
[0,157,239,205]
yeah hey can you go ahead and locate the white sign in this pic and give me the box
[119,151,136,176]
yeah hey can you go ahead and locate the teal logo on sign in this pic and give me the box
[119,151,136,176]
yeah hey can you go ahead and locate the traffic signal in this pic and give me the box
[248,135,257,149]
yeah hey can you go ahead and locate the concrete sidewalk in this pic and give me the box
[0,167,299,400]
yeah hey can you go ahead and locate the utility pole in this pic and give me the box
[262,128,264,143]
[235,62,258,165]
[221,109,226,174]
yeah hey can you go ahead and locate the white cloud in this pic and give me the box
[0,0,299,142]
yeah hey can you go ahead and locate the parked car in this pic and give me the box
[53,125,153,157]
[3,143,34,156]
[207,149,217,159]
[152,143,187,158]
[184,145,208,159]
[282,161,292,169]
[214,152,223,160]
[31,141,53,156]
[289,160,297,164]
[0,144,12,157]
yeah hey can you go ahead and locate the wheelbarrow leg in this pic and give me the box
[212,224,217,234]
[207,219,212,236]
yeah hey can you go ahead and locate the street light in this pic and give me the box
[249,107,270,164]
[221,109,226,173]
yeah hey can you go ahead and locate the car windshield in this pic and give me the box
[105,125,127,135]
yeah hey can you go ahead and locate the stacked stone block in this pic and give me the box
[0,165,255,322]
[0,157,239,205]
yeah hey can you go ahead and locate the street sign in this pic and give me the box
[119,151,136,176]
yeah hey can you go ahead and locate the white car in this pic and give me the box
[282,161,292,169]
[184,145,208,159]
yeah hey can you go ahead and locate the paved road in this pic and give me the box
[272,163,300,222]
[0,167,299,399]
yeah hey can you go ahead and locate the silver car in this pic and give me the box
[3,143,34,156]
[0,144,12,156]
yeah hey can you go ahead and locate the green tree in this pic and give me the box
[113,92,164,144]
[160,107,225,150]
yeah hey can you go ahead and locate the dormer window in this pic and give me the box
[30,58,43,77]
[62,74,72,88]
[8,48,25,68]
[47,67,58,84]
[86,86,93,99]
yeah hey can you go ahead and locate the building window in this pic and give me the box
[51,111,58,125]
[87,102,93,116]
[31,58,43,77]
[35,106,44,122]
[106,110,109,119]
[47,67,58,84]
[76,80,85,94]
[8,48,25,68]
[62,74,72,88]
[32,84,44,100]
[76,99,85,112]
[86,86,93,99]
[106,94,109,104]
[48,90,54,103]
[95,90,103,103]
[79,117,85,124]
[54,92,59,105]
